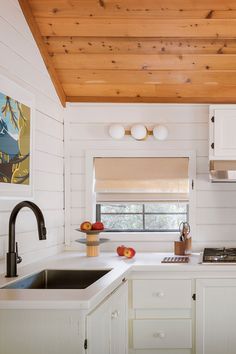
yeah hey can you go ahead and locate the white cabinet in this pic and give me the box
[133,319,192,349]
[196,278,236,354]
[131,278,193,353]
[133,279,192,309]
[0,282,127,354]
[210,107,236,158]
[0,309,84,354]
[86,281,128,354]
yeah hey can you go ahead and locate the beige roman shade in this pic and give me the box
[94,157,189,202]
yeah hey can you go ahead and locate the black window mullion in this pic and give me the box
[142,204,145,230]
[96,204,101,222]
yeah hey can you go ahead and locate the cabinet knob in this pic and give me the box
[153,332,165,339]
[152,291,164,298]
[111,310,119,319]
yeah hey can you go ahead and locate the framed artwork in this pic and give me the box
[0,74,34,199]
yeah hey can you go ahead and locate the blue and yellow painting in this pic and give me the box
[0,92,30,185]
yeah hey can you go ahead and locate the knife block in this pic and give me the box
[174,237,192,256]
[174,241,186,255]
[185,237,192,252]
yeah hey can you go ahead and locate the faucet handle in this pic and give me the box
[16,242,22,264]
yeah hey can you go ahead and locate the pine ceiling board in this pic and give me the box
[66,96,236,104]
[26,1,236,19]
[28,0,236,15]
[20,0,236,103]
[44,37,236,55]
[35,18,236,38]
[51,54,236,71]
[62,83,236,98]
[18,0,66,106]
[57,69,236,85]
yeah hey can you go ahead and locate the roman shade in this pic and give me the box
[94,157,189,202]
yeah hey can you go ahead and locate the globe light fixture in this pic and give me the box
[108,123,168,141]
[130,124,148,140]
[153,125,169,141]
[108,124,125,140]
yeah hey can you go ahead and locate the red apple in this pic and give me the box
[92,222,104,230]
[124,247,136,259]
[80,221,92,231]
[117,245,126,256]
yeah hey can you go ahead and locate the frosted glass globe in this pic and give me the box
[153,125,168,141]
[109,124,125,140]
[130,124,147,140]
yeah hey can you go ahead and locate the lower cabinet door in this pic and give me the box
[133,319,192,349]
[110,281,128,354]
[86,282,128,354]
[0,310,83,354]
[196,278,236,354]
[86,296,111,354]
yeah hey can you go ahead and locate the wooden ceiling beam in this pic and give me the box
[36,18,236,38]
[18,0,66,107]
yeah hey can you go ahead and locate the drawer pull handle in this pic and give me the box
[153,332,165,339]
[111,310,119,319]
[152,292,164,298]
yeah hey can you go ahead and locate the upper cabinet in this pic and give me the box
[209,106,236,159]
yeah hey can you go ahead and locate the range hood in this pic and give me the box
[210,160,236,182]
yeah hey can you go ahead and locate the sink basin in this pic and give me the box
[2,269,111,289]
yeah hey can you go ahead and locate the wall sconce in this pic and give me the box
[109,124,168,141]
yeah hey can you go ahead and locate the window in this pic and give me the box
[96,202,188,232]
[92,155,192,234]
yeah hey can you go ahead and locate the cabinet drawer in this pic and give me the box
[133,319,192,349]
[133,279,191,308]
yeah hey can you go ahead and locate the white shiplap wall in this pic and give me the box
[65,103,236,252]
[0,0,64,270]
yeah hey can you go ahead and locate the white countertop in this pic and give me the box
[1,251,236,310]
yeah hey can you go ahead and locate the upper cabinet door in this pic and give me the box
[212,109,236,158]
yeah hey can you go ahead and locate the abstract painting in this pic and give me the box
[0,92,31,185]
[0,74,34,199]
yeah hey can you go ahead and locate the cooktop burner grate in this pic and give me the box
[203,248,236,263]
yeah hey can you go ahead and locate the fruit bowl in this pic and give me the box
[76,228,107,235]
[75,227,108,257]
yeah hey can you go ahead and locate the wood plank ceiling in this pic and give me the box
[19,0,236,106]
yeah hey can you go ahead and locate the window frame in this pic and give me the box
[85,149,196,241]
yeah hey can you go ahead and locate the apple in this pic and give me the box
[92,222,104,230]
[80,221,92,231]
[117,245,126,256]
[124,247,136,259]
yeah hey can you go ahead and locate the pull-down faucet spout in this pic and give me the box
[6,201,47,277]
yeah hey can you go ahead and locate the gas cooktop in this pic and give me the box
[202,248,236,263]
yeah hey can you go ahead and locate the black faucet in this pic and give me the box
[6,201,47,277]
